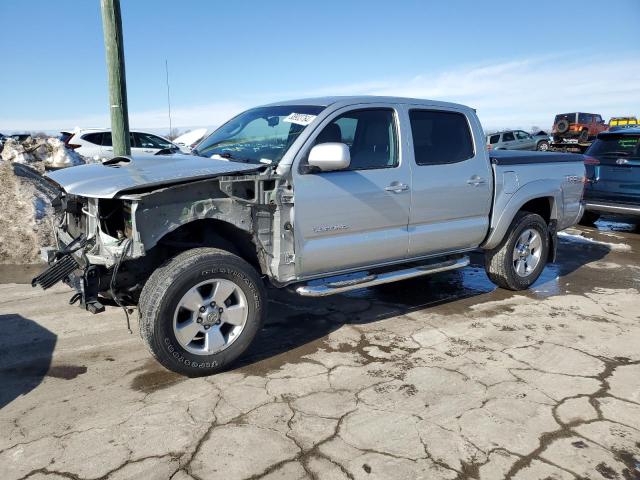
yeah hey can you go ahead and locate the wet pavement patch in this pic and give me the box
[46,364,87,380]
[129,360,185,393]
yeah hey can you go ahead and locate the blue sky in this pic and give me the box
[1,0,639,133]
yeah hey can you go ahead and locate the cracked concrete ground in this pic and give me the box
[1,221,639,480]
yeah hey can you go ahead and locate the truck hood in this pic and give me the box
[46,154,263,198]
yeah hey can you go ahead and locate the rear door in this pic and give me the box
[293,105,411,277]
[101,132,137,159]
[500,131,517,149]
[406,107,493,257]
[587,134,640,204]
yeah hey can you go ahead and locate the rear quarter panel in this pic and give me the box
[482,161,585,249]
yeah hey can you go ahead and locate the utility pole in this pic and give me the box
[100,0,131,156]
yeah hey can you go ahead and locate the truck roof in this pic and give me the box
[261,96,472,112]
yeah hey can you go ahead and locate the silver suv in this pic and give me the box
[487,130,550,151]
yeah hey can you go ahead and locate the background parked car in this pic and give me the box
[552,112,607,143]
[581,127,640,224]
[63,128,180,161]
[608,116,639,132]
[486,129,550,151]
[172,128,208,153]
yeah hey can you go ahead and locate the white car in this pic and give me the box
[63,128,180,161]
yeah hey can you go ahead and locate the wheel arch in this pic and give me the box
[152,218,263,273]
[483,183,559,250]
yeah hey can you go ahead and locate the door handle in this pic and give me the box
[467,176,487,186]
[385,182,409,193]
[143,149,155,153]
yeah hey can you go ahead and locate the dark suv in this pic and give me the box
[552,113,607,143]
[582,128,640,224]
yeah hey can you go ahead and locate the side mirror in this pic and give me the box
[308,143,350,172]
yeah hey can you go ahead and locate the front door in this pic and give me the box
[293,107,411,277]
[406,107,493,257]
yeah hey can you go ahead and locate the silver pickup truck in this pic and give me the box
[34,96,585,375]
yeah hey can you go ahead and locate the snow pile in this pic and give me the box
[0,135,87,264]
[0,161,54,264]
[1,136,85,169]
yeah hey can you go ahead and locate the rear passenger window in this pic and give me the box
[502,131,515,142]
[409,110,474,165]
[82,133,103,145]
[314,109,398,170]
[488,134,500,144]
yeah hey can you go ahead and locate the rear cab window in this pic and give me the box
[409,110,474,165]
[555,113,577,123]
[488,134,500,144]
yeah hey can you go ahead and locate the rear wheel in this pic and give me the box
[579,129,589,143]
[485,212,549,290]
[138,248,266,376]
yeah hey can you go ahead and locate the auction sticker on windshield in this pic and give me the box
[283,113,317,126]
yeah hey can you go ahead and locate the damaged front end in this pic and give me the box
[32,193,141,313]
[31,154,293,315]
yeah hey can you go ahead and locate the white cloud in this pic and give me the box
[320,54,640,131]
[3,53,639,132]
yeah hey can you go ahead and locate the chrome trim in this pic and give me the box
[296,256,469,297]
[585,202,640,215]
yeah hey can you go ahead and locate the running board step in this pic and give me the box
[296,256,470,297]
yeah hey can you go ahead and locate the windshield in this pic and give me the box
[195,105,325,164]
[587,135,640,158]
[555,113,576,123]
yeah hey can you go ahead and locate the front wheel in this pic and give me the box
[485,212,549,290]
[138,248,266,376]
[537,140,549,151]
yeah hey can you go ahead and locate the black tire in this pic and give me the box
[579,211,600,226]
[485,212,549,291]
[556,119,570,134]
[579,129,589,143]
[537,140,549,151]
[138,248,266,376]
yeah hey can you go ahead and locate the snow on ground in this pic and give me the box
[558,231,632,252]
[0,135,89,264]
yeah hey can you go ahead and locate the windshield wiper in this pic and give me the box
[211,152,257,164]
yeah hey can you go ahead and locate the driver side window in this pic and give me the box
[313,109,398,170]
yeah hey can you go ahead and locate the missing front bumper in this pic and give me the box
[32,245,106,314]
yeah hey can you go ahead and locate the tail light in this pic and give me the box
[487,144,493,150]
[66,143,82,150]
[583,156,599,165]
